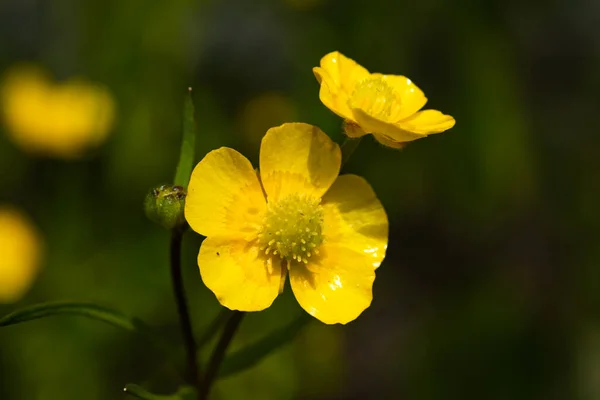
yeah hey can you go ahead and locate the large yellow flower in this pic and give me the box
[185,123,388,324]
[313,51,455,148]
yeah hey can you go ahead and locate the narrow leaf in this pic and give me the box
[0,301,181,376]
[0,301,137,330]
[124,384,195,400]
[174,88,196,188]
[218,313,311,378]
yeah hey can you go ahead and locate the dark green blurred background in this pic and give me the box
[1,0,599,398]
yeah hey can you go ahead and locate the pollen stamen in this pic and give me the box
[258,193,324,263]
[349,77,400,121]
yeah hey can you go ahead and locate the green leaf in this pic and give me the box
[218,313,311,378]
[0,301,139,330]
[0,301,180,376]
[124,384,196,400]
[174,88,197,188]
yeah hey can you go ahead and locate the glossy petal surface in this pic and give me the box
[289,175,388,324]
[322,174,388,269]
[185,147,266,239]
[290,244,376,325]
[198,237,282,311]
[260,123,341,201]
[317,51,369,94]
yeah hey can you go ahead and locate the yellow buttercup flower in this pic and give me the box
[313,51,455,148]
[0,207,42,303]
[185,123,388,324]
[1,65,115,158]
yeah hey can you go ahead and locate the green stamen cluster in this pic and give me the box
[258,193,324,263]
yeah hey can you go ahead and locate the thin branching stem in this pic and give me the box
[197,308,232,351]
[200,311,245,399]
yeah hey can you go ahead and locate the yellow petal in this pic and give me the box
[313,67,353,120]
[260,123,341,201]
[317,51,370,94]
[397,109,456,134]
[185,147,266,239]
[352,107,425,143]
[371,73,427,120]
[289,244,376,324]
[372,133,407,149]
[322,174,388,269]
[289,174,387,324]
[198,237,283,311]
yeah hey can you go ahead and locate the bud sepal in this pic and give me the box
[144,185,187,230]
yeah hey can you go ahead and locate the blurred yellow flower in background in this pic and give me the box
[1,65,115,158]
[238,92,297,148]
[185,123,388,324]
[313,51,455,148]
[0,207,42,303]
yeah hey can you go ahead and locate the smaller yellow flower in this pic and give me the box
[185,123,388,324]
[0,207,42,303]
[313,51,455,148]
[1,65,115,158]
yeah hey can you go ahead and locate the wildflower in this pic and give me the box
[0,207,42,303]
[1,65,115,158]
[185,123,388,324]
[313,51,455,148]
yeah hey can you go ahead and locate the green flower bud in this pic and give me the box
[144,184,187,230]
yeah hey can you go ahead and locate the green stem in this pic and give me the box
[170,228,201,396]
[200,311,245,399]
[197,308,232,351]
[341,137,363,167]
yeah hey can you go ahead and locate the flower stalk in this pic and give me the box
[201,311,245,400]
[169,227,201,396]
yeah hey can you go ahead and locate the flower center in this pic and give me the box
[349,77,399,121]
[258,193,324,264]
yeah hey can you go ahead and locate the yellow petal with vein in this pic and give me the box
[322,174,388,269]
[198,237,283,311]
[313,67,353,120]
[260,123,341,201]
[317,51,370,95]
[185,147,266,239]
